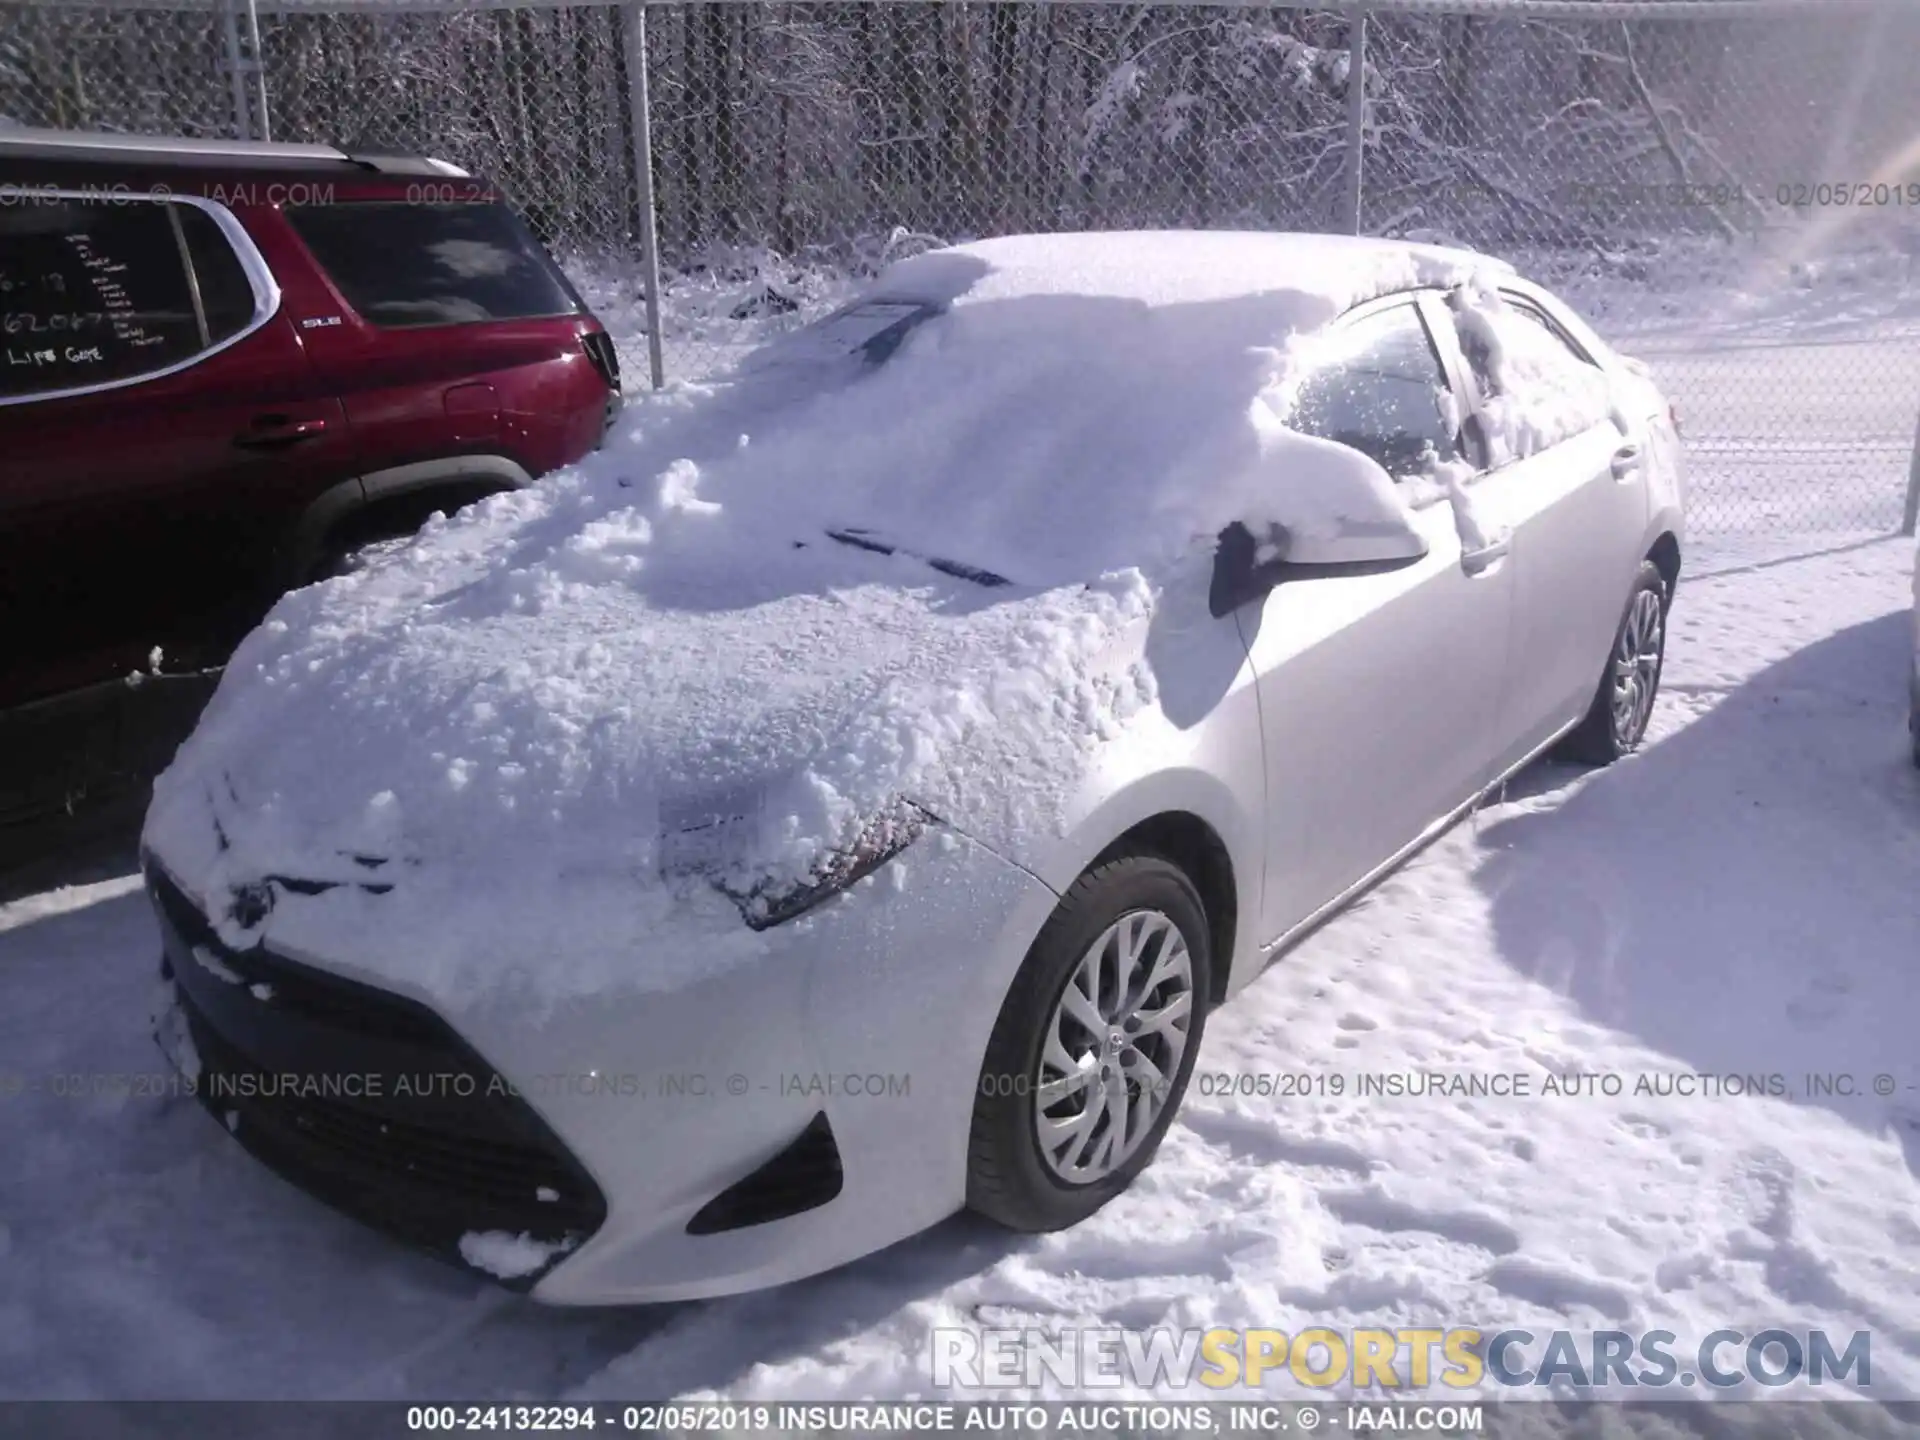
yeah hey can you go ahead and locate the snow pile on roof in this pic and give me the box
[146,231,1505,1005]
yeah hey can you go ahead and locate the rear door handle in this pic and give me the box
[1610,441,1644,480]
[234,415,330,450]
[1461,535,1511,576]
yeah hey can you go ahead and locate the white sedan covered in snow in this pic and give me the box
[142,231,1685,1303]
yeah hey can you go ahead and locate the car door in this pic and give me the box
[1234,294,1517,946]
[0,194,355,708]
[1435,285,1652,773]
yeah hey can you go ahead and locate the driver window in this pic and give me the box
[1282,302,1464,483]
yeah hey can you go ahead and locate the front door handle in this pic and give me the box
[1461,535,1511,576]
[1610,441,1644,480]
[234,415,330,450]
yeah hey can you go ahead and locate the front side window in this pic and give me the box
[1282,301,1464,480]
[1450,293,1614,462]
[1,198,203,399]
[285,201,583,328]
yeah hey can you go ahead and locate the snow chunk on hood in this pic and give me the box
[146,231,1506,1006]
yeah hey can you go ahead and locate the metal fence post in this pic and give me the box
[623,0,667,391]
[1902,402,1920,537]
[244,0,270,142]
[222,0,250,140]
[1342,6,1369,236]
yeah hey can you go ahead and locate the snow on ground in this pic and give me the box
[2,533,1916,1405]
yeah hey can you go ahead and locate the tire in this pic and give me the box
[967,853,1210,1232]
[1910,660,1920,771]
[1556,560,1669,767]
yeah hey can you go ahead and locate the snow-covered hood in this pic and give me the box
[151,523,1154,881]
[143,481,1161,1005]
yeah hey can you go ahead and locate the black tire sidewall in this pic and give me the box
[967,855,1211,1231]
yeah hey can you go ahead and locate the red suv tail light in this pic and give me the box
[581,331,620,393]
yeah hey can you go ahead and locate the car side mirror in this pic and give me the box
[1206,433,1431,618]
[1209,515,1429,619]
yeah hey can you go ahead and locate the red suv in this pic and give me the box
[0,128,621,819]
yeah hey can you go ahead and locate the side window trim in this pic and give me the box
[165,200,213,351]
[1411,290,1484,473]
[0,192,281,410]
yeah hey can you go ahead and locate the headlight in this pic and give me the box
[713,799,928,930]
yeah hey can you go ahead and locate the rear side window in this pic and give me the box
[286,201,583,328]
[1451,294,1613,461]
[1283,302,1464,480]
[1,198,203,399]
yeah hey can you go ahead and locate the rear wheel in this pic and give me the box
[1556,560,1668,766]
[312,534,413,582]
[1910,660,1920,771]
[307,484,513,587]
[967,854,1209,1232]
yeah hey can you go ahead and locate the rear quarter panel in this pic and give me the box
[250,205,608,477]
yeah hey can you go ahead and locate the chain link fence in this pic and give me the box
[3,0,1917,539]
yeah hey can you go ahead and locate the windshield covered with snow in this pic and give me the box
[751,299,946,372]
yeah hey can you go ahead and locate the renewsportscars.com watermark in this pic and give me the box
[932,1327,1874,1393]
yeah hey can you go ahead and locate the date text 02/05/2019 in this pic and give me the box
[1557,180,1918,209]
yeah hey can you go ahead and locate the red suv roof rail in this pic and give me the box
[0,126,470,178]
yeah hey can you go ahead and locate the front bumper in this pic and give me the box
[149,863,606,1289]
[144,824,1057,1304]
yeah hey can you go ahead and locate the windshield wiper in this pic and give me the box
[825,528,1009,588]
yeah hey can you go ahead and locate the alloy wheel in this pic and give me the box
[1610,587,1664,750]
[1033,908,1195,1184]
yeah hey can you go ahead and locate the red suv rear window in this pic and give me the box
[285,200,583,329]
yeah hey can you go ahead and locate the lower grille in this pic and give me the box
[184,1010,601,1273]
[148,863,607,1288]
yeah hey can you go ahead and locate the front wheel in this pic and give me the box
[1909,660,1920,771]
[1556,560,1669,766]
[966,854,1210,1232]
